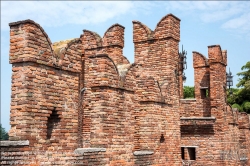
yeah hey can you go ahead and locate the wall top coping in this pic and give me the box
[180,117,216,120]
[133,150,154,156]
[180,98,196,101]
[181,146,199,148]
[200,87,209,89]
[74,148,106,155]
[0,140,29,146]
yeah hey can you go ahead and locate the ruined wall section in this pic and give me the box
[7,20,82,164]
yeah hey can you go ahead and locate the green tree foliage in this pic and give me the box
[227,61,250,113]
[227,88,240,105]
[0,124,9,140]
[183,86,195,98]
[232,103,243,112]
[237,61,250,90]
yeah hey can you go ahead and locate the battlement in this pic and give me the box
[208,45,227,65]
[81,24,127,66]
[9,19,82,73]
[9,19,53,64]
[193,51,209,68]
[133,13,180,43]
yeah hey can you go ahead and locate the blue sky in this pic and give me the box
[1,1,250,131]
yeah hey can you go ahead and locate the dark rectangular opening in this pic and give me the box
[201,89,209,99]
[47,108,60,139]
[181,147,185,159]
[181,124,214,136]
[188,147,196,160]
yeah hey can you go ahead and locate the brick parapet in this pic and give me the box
[193,51,209,68]
[180,99,211,117]
[103,23,125,48]
[133,14,180,43]
[133,14,180,68]
[208,45,227,65]
[9,19,82,73]
[81,24,128,66]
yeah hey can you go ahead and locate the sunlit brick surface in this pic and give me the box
[1,14,249,166]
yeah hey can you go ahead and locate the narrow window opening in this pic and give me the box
[181,147,185,159]
[206,89,209,97]
[160,134,165,143]
[188,147,196,160]
[47,108,60,139]
[201,89,209,99]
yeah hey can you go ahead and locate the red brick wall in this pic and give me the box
[2,14,250,166]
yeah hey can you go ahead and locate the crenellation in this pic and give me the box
[193,51,209,68]
[132,21,153,43]
[208,45,226,65]
[154,13,180,41]
[82,30,102,50]
[103,23,125,48]
[2,13,250,166]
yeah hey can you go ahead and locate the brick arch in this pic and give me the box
[62,38,82,61]
[87,54,120,87]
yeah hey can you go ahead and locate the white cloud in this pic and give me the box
[200,7,243,23]
[166,1,229,12]
[222,13,250,30]
[164,1,250,40]
[1,1,152,31]
[222,12,250,38]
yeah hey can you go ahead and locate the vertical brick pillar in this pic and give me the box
[132,14,182,165]
[208,45,227,114]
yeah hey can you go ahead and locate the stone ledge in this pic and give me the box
[133,150,154,156]
[240,157,248,161]
[181,146,198,148]
[180,98,196,101]
[180,117,216,120]
[74,148,106,155]
[0,140,29,146]
[200,87,209,89]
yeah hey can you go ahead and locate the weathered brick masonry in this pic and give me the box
[1,14,250,166]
